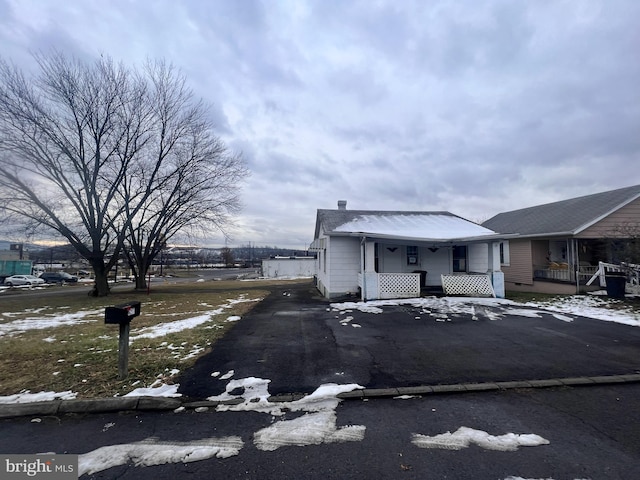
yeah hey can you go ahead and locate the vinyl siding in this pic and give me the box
[328,236,361,296]
[501,239,533,285]
[577,197,640,238]
[314,231,330,294]
[468,243,488,273]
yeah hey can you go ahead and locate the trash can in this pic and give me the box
[413,270,427,287]
[605,272,626,299]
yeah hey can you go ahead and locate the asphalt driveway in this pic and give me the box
[177,281,640,400]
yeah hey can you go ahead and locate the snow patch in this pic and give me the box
[254,410,366,451]
[0,309,102,337]
[0,390,77,403]
[412,426,550,451]
[130,295,261,340]
[208,378,366,450]
[124,381,181,398]
[78,436,244,475]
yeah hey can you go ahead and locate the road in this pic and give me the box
[1,384,638,479]
[0,268,260,298]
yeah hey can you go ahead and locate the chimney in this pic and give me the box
[337,200,347,210]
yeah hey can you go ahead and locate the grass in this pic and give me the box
[0,277,306,398]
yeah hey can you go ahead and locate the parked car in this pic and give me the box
[39,272,79,284]
[3,274,46,286]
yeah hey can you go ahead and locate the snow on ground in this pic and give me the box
[0,390,77,403]
[130,295,261,340]
[411,426,550,451]
[208,378,366,451]
[330,293,640,327]
[124,382,181,398]
[77,436,244,476]
[0,308,103,337]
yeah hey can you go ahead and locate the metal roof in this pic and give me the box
[315,209,498,242]
[482,184,640,236]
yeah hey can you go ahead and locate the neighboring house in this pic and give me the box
[261,256,316,279]
[310,201,508,300]
[482,184,640,294]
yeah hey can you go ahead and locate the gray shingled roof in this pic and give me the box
[482,184,640,235]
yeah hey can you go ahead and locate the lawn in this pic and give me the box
[0,278,304,399]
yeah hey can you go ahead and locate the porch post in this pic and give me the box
[360,237,365,301]
[574,239,580,293]
[488,241,505,298]
[361,238,378,301]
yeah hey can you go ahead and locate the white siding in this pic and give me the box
[314,233,330,295]
[328,236,361,297]
[468,243,489,273]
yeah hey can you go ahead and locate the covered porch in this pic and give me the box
[532,238,619,286]
[356,237,504,300]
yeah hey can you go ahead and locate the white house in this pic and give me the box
[310,201,509,300]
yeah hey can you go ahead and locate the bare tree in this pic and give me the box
[609,222,640,264]
[220,246,235,267]
[0,52,247,295]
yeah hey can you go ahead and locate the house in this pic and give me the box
[310,201,508,300]
[482,184,640,294]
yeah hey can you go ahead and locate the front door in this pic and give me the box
[380,244,402,272]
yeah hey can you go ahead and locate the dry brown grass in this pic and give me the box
[0,278,306,398]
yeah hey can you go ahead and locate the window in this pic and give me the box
[406,245,418,265]
[453,246,467,272]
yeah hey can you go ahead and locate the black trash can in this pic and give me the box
[605,272,626,299]
[413,270,428,287]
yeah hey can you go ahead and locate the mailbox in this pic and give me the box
[105,301,141,324]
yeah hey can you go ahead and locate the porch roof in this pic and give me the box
[316,210,501,243]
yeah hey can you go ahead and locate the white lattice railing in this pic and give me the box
[378,273,421,299]
[441,274,495,297]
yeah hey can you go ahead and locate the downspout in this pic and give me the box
[360,236,366,301]
[574,239,580,294]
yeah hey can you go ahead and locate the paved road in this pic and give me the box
[1,384,638,479]
[0,268,259,298]
[177,281,640,399]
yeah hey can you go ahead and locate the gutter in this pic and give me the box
[328,231,519,243]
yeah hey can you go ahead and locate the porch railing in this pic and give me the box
[358,272,420,300]
[441,274,495,297]
[378,273,421,299]
[534,263,571,281]
[534,263,599,283]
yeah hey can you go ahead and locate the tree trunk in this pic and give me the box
[134,257,150,291]
[135,273,147,291]
[89,260,111,297]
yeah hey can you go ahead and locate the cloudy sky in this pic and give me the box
[1,0,639,249]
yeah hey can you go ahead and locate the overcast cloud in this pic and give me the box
[1,0,639,249]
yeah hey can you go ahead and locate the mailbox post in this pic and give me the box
[105,301,141,380]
